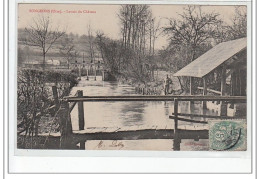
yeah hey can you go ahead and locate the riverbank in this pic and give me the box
[117,70,183,95]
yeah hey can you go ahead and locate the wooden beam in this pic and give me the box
[178,129,208,140]
[94,65,97,81]
[73,129,208,151]
[173,113,246,119]
[73,129,175,141]
[220,65,227,116]
[202,77,207,110]
[77,90,85,131]
[86,68,89,80]
[173,99,180,150]
[65,95,246,102]
[59,102,73,136]
[77,90,85,149]
[59,101,73,149]
[220,103,228,116]
[52,86,59,111]
[169,116,208,124]
[197,87,221,95]
[69,101,77,113]
[102,71,104,81]
[239,69,242,95]
[221,65,227,96]
[203,78,207,96]
[190,77,195,107]
[190,77,194,95]
[18,129,209,150]
[231,69,236,96]
[174,99,179,130]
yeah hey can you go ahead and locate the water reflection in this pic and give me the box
[70,77,175,130]
[119,102,146,126]
[163,101,170,116]
[70,77,212,150]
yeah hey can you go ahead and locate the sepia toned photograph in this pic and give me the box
[17,3,247,151]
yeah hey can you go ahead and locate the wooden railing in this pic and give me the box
[168,96,246,150]
[65,95,246,102]
[197,87,222,95]
[58,90,246,150]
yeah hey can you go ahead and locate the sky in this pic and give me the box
[18,4,244,49]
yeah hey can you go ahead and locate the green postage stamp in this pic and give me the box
[209,120,247,151]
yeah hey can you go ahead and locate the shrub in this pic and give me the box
[17,69,78,148]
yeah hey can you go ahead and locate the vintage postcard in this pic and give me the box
[17,3,248,152]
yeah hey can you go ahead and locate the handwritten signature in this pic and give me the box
[97,140,124,149]
[184,142,206,146]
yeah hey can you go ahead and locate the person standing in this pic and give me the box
[164,74,172,95]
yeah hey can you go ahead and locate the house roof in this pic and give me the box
[173,38,247,78]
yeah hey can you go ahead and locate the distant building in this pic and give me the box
[23,60,41,65]
[46,59,61,66]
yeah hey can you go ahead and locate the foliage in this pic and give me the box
[114,5,161,84]
[161,6,222,91]
[217,6,247,42]
[118,5,155,53]
[163,5,222,61]
[96,33,123,75]
[17,69,78,148]
[159,5,247,93]
[96,32,154,84]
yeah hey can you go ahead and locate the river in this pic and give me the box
[70,76,212,151]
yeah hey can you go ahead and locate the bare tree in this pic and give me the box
[149,18,161,55]
[162,6,222,92]
[24,15,65,69]
[117,5,159,83]
[164,5,222,61]
[59,36,78,69]
[218,6,247,41]
[118,5,153,54]
[231,6,247,38]
[86,24,97,64]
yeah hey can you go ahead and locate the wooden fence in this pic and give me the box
[51,88,246,150]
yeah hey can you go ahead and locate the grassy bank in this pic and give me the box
[117,70,183,95]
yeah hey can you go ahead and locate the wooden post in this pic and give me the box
[189,77,195,113]
[77,90,85,149]
[77,90,85,130]
[174,99,178,131]
[78,67,81,80]
[220,65,227,116]
[203,77,207,96]
[59,101,73,149]
[202,77,207,110]
[190,77,194,95]
[102,70,104,81]
[230,69,236,96]
[173,99,180,151]
[86,66,89,80]
[52,86,59,111]
[94,65,97,81]
[238,69,241,95]
[221,65,227,96]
